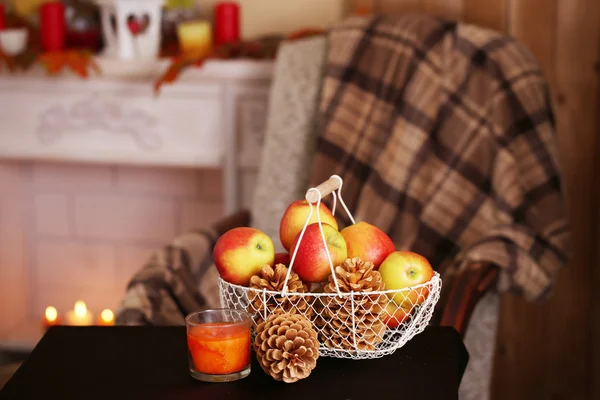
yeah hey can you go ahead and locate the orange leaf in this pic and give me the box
[70,63,89,78]
[65,52,89,78]
[153,54,203,94]
[154,63,183,94]
[287,28,326,41]
[38,51,66,75]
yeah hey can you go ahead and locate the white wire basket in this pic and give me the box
[219,175,442,360]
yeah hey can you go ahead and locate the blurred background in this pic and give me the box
[0,1,598,399]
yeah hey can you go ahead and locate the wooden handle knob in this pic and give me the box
[305,176,341,203]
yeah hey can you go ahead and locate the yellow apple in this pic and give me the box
[379,251,434,308]
[279,200,338,252]
[213,227,275,286]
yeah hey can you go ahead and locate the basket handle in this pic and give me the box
[305,177,341,203]
[282,175,355,296]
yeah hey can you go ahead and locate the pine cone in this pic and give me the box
[316,257,388,351]
[254,313,320,383]
[248,264,313,324]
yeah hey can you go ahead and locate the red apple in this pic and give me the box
[379,251,434,308]
[213,227,275,286]
[279,200,338,252]
[289,222,347,283]
[273,252,290,267]
[383,302,411,328]
[340,221,395,269]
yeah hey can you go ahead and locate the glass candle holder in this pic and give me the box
[176,20,212,57]
[186,309,251,382]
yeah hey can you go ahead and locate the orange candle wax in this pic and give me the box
[187,322,251,375]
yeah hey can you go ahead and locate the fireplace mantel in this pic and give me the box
[0,60,273,351]
[0,59,274,214]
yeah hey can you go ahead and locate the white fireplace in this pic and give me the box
[0,60,273,350]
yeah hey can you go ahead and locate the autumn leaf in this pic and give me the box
[37,50,100,78]
[153,30,325,95]
[38,52,65,75]
[65,51,90,77]
[287,28,326,41]
[154,56,189,94]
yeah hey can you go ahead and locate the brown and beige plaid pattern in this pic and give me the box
[115,210,251,325]
[310,15,569,300]
[115,228,221,325]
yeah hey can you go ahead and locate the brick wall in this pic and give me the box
[0,160,224,325]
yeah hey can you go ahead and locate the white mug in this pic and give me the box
[0,28,29,56]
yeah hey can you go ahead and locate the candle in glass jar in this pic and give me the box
[186,309,251,382]
[40,1,66,52]
[213,2,240,45]
[65,301,93,326]
[187,323,250,375]
[177,20,212,57]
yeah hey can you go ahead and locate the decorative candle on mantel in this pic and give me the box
[42,306,61,330]
[65,301,94,326]
[98,309,115,326]
[177,20,212,58]
[40,1,66,52]
[214,2,240,45]
[0,3,5,31]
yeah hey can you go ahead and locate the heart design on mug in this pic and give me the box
[127,14,151,36]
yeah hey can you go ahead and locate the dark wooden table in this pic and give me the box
[0,326,468,400]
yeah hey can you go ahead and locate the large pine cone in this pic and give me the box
[316,257,388,351]
[254,313,320,383]
[248,264,312,324]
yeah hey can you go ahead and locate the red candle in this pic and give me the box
[214,2,240,45]
[40,2,66,52]
[0,4,5,31]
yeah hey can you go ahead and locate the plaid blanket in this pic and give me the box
[310,15,569,300]
[115,210,251,325]
[115,229,221,325]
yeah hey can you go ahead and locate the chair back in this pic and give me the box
[250,37,328,251]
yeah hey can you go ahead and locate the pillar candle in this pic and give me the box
[213,2,240,45]
[0,4,5,31]
[40,1,66,52]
